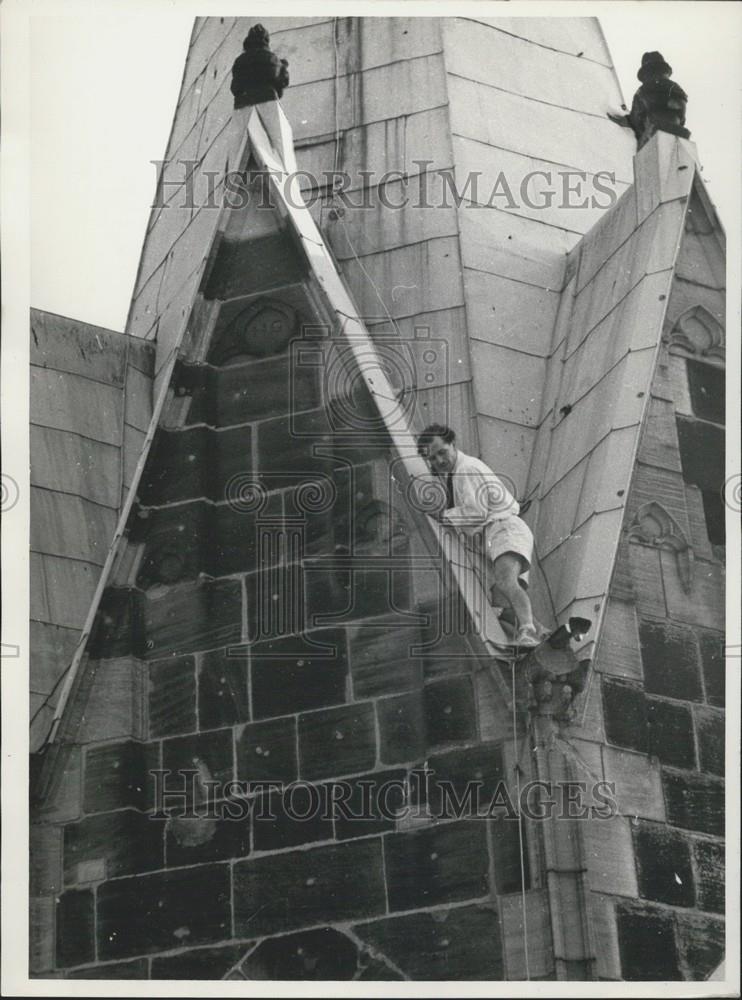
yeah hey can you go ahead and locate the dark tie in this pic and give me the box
[445,471,455,509]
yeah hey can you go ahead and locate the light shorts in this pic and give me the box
[483,515,534,588]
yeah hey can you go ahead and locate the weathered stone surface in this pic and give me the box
[582,814,638,899]
[347,624,424,697]
[251,629,347,718]
[298,702,377,779]
[56,888,95,968]
[152,944,247,979]
[30,826,63,896]
[97,863,232,960]
[71,959,149,978]
[30,896,56,974]
[639,620,703,702]
[377,691,425,766]
[424,676,477,748]
[602,679,648,754]
[662,770,724,836]
[31,367,123,446]
[141,578,243,659]
[236,716,297,784]
[595,597,643,681]
[242,927,359,980]
[675,911,725,981]
[199,648,250,729]
[332,767,406,840]
[252,785,333,852]
[148,655,197,738]
[233,838,386,937]
[64,809,164,883]
[203,232,306,301]
[490,816,529,894]
[698,630,724,707]
[646,697,696,769]
[356,902,503,980]
[615,902,680,980]
[500,889,553,979]
[602,746,665,822]
[162,728,234,804]
[693,838,724,914]
[633,821,695,907]
[419,743,506,817]
[694,705,724,777]
[88,588,140,660]
[83,740,159,814]
[384,820,489,912]
[165,796,251,867]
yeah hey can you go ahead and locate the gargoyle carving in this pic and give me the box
[608,51,689,148]
[231,24,290,109]
[667,305,725,361]
[627,500,694,592]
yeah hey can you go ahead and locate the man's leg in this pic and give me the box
[490,552,534,631]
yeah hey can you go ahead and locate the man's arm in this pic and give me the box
[442,463,518,527]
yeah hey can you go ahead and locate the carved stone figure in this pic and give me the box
[231,24,290,109]
[609,51,689,148]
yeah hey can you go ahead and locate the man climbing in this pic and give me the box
[416,423,545,647]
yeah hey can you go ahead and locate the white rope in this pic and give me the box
[511,653,532,981]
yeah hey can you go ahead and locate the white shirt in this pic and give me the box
[440,449,520,538]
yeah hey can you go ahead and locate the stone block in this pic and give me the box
[241,927,359,981]
[585,894,621,980]
[356,902,503,980]
[694,705,724,777]
[490,816,529,894]
[582,815,638,898]
[675,911,725,981]
[69,958,149,979]
[251,629,347,718]
[332,767,406,840]
[88,587,141,660]
[662,770,724,836]
[141,578,243,659]
[56,888,95,968]
[602,746,665,822]
[595,598,643,682]
[633,821,695,908]
[77,657,147,745]
[30,825,63,896]
[615,901,680,980]
[199,648,250,729]
[64,809,164,883]
[32,745,83,825]
[500,889,553,980]
[31,367,123,446]
[660,551,725,633]
[162,728,234,804]
[97,863,231,960]
[233,838,386,937]
[693,838,724,914]
[419,743,506,818]
[298,702,376,780]
[30,424,121,509]
[165,804,251,868]
[148,655,197,738]
[646,697,696,769]
[347,623,424,697]
[30,896,56,974]
[377,691,425,766]
[626,543,667,619]
[252,785,333,852]
[698,630,724,707]
[424,676,477,749]
[601,679,648,754]
[639,620,703,702]
[384,820,489,912]
[83,739,159,814]
[236,716,297,785]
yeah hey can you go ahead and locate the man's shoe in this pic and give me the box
[513,624,543,647]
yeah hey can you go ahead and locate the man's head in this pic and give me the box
[417,423,457,474]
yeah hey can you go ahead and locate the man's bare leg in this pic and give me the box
[491,553,534,632]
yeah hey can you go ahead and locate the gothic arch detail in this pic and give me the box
[667,305,724,361]
[626,500,694,593]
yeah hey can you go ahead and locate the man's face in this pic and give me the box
[426,435,457,475]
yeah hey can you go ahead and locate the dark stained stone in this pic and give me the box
[148,655,196,738]
[355,903,504,980]
[698,630,724,707]
[693,838,724,914]
[377,692,425,765]
[56,889,95,968]
[490,816,530,894]
[419,743,506,817]
[355,957,405,980]
[64,810,164,883]
[298,702,376,780]
[694,705,724,776]
[416,599,476,679]
[424,676,477,748]
[151,943,248,980]
[141,578,243,660]
[646,697,696,769]
[298,463,374,557]
[332,768,407,840]
[255,409,336,492]
[236,716,297,785]
[233,838,386,937]
[676,416,724,493]
[203,231,306,302]
[251,629,348,719]
[241,928,359,980]
[675,912,725,980]
[615,903,680,980]
[601,679,648,754]
[252,784,333,852]
[303,562,414,630]
[686,359,725,424]
[97,864,231,960]
[639,621,703,702]
[663,770,724,836]
[162,729,234,807]
[71,959,149,978]
[83,740,159,814]
[633,822,695,907]
[199,649,250,729]
[384,820,490,912]
[89,587,142,660]
[347,624,424,697]
[165,802,252,867]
